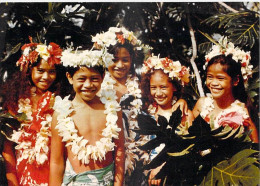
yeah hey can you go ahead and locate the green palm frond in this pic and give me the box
[203,11,259,48]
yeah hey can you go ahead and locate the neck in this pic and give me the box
[113,75,128,85]
[157,102,172,112]
[214,94,236,109]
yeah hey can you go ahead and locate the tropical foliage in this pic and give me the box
[136,108,259,185]
[0,2,259,185]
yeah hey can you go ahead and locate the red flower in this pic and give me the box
[47,42,62,66]
[241,62,247,67]
[28,51,39,63]
[116,33,125,44]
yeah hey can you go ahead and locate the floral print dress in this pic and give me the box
[200,94,250,132]
[11,91,54,186]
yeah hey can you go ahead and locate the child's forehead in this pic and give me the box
[74,66,101,76]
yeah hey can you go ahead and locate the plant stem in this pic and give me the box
[186,6,205,97]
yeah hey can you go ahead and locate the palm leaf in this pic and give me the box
[203,11,259,48]
[201,149,259,186]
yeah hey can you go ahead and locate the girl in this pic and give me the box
[1,38,63,185]
[92,27,189,184]
[141,55,193,186]
[49,48,125,185]
[192,39,258,143]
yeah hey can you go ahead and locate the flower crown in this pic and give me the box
[92,26,151,51]
[17,36,62,71]
[205,37,253,81]
[60,48,114,68]
[142,55,190,85]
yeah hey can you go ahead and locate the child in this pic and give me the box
[49,48,125,185]
[92,28,188,184]
[192,38,258,143]
[141,55,193,186]
[1,38,62,185]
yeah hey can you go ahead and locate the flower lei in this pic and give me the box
[17,36,62,71]
[200,94,249,130]
[142,55,190,86]
[61,48,114,68]
[92,26,152,51]
[204,36,253,82]
[101,72,150,174]
[54,87,121,164]
[11,92,53,166]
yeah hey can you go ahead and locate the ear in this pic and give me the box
[233,75,239,86]
[66,72,73,85]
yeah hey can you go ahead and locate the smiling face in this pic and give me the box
[108,47,132,82]
[67,67,103,102]
[206,63,235,101]
[150,70,176,109]
[31,59,57,93]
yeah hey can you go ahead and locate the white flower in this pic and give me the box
[36,44,50,61]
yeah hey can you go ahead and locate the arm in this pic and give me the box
[192,98,204,118]
[113,110,125,186]
[172,99,188,116]
[247,119,259,143]
[2,140,19,186]
[49,111,65,186]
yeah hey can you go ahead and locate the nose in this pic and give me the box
[116,60,124,68]
[42,72,49,80]
[83,79,92,88]
[155,88,163,96]
[211,78,219,86]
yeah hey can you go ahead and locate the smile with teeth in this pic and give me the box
[210,87,222,93]
[155,97,166,101]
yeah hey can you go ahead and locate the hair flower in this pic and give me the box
[142,54,190,86]
[92,26,152,51]
[204,36,253,82]
[60,47,114,68]
[16,37,62,71]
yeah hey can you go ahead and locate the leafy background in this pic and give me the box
[0,2,259,185]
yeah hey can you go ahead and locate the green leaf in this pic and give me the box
[201,149,259,186]
[248,91,258,98]
[198,41,212,54]
[1,43,21,62]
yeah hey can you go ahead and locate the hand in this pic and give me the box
[172,99,188,116]
[148,165,163,186]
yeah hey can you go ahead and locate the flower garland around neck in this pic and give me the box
[11,92,53,166]
[92,26,152,52]
[102,72,150,173]
[17,36,62,71]
[142,54,190,86]
[54,87,121,165]
[200,94,249,130]
[204,36,253,83]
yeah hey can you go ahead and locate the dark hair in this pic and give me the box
[141,69,182,112]
[1,59,62,114]
[206,54,258,125]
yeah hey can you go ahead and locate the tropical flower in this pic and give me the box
[92,26,152,52]
[54,82,121,164]
[205,36,253,82]
[60,48,114,68]
[142,55,190,86]
[16,37,62,71]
